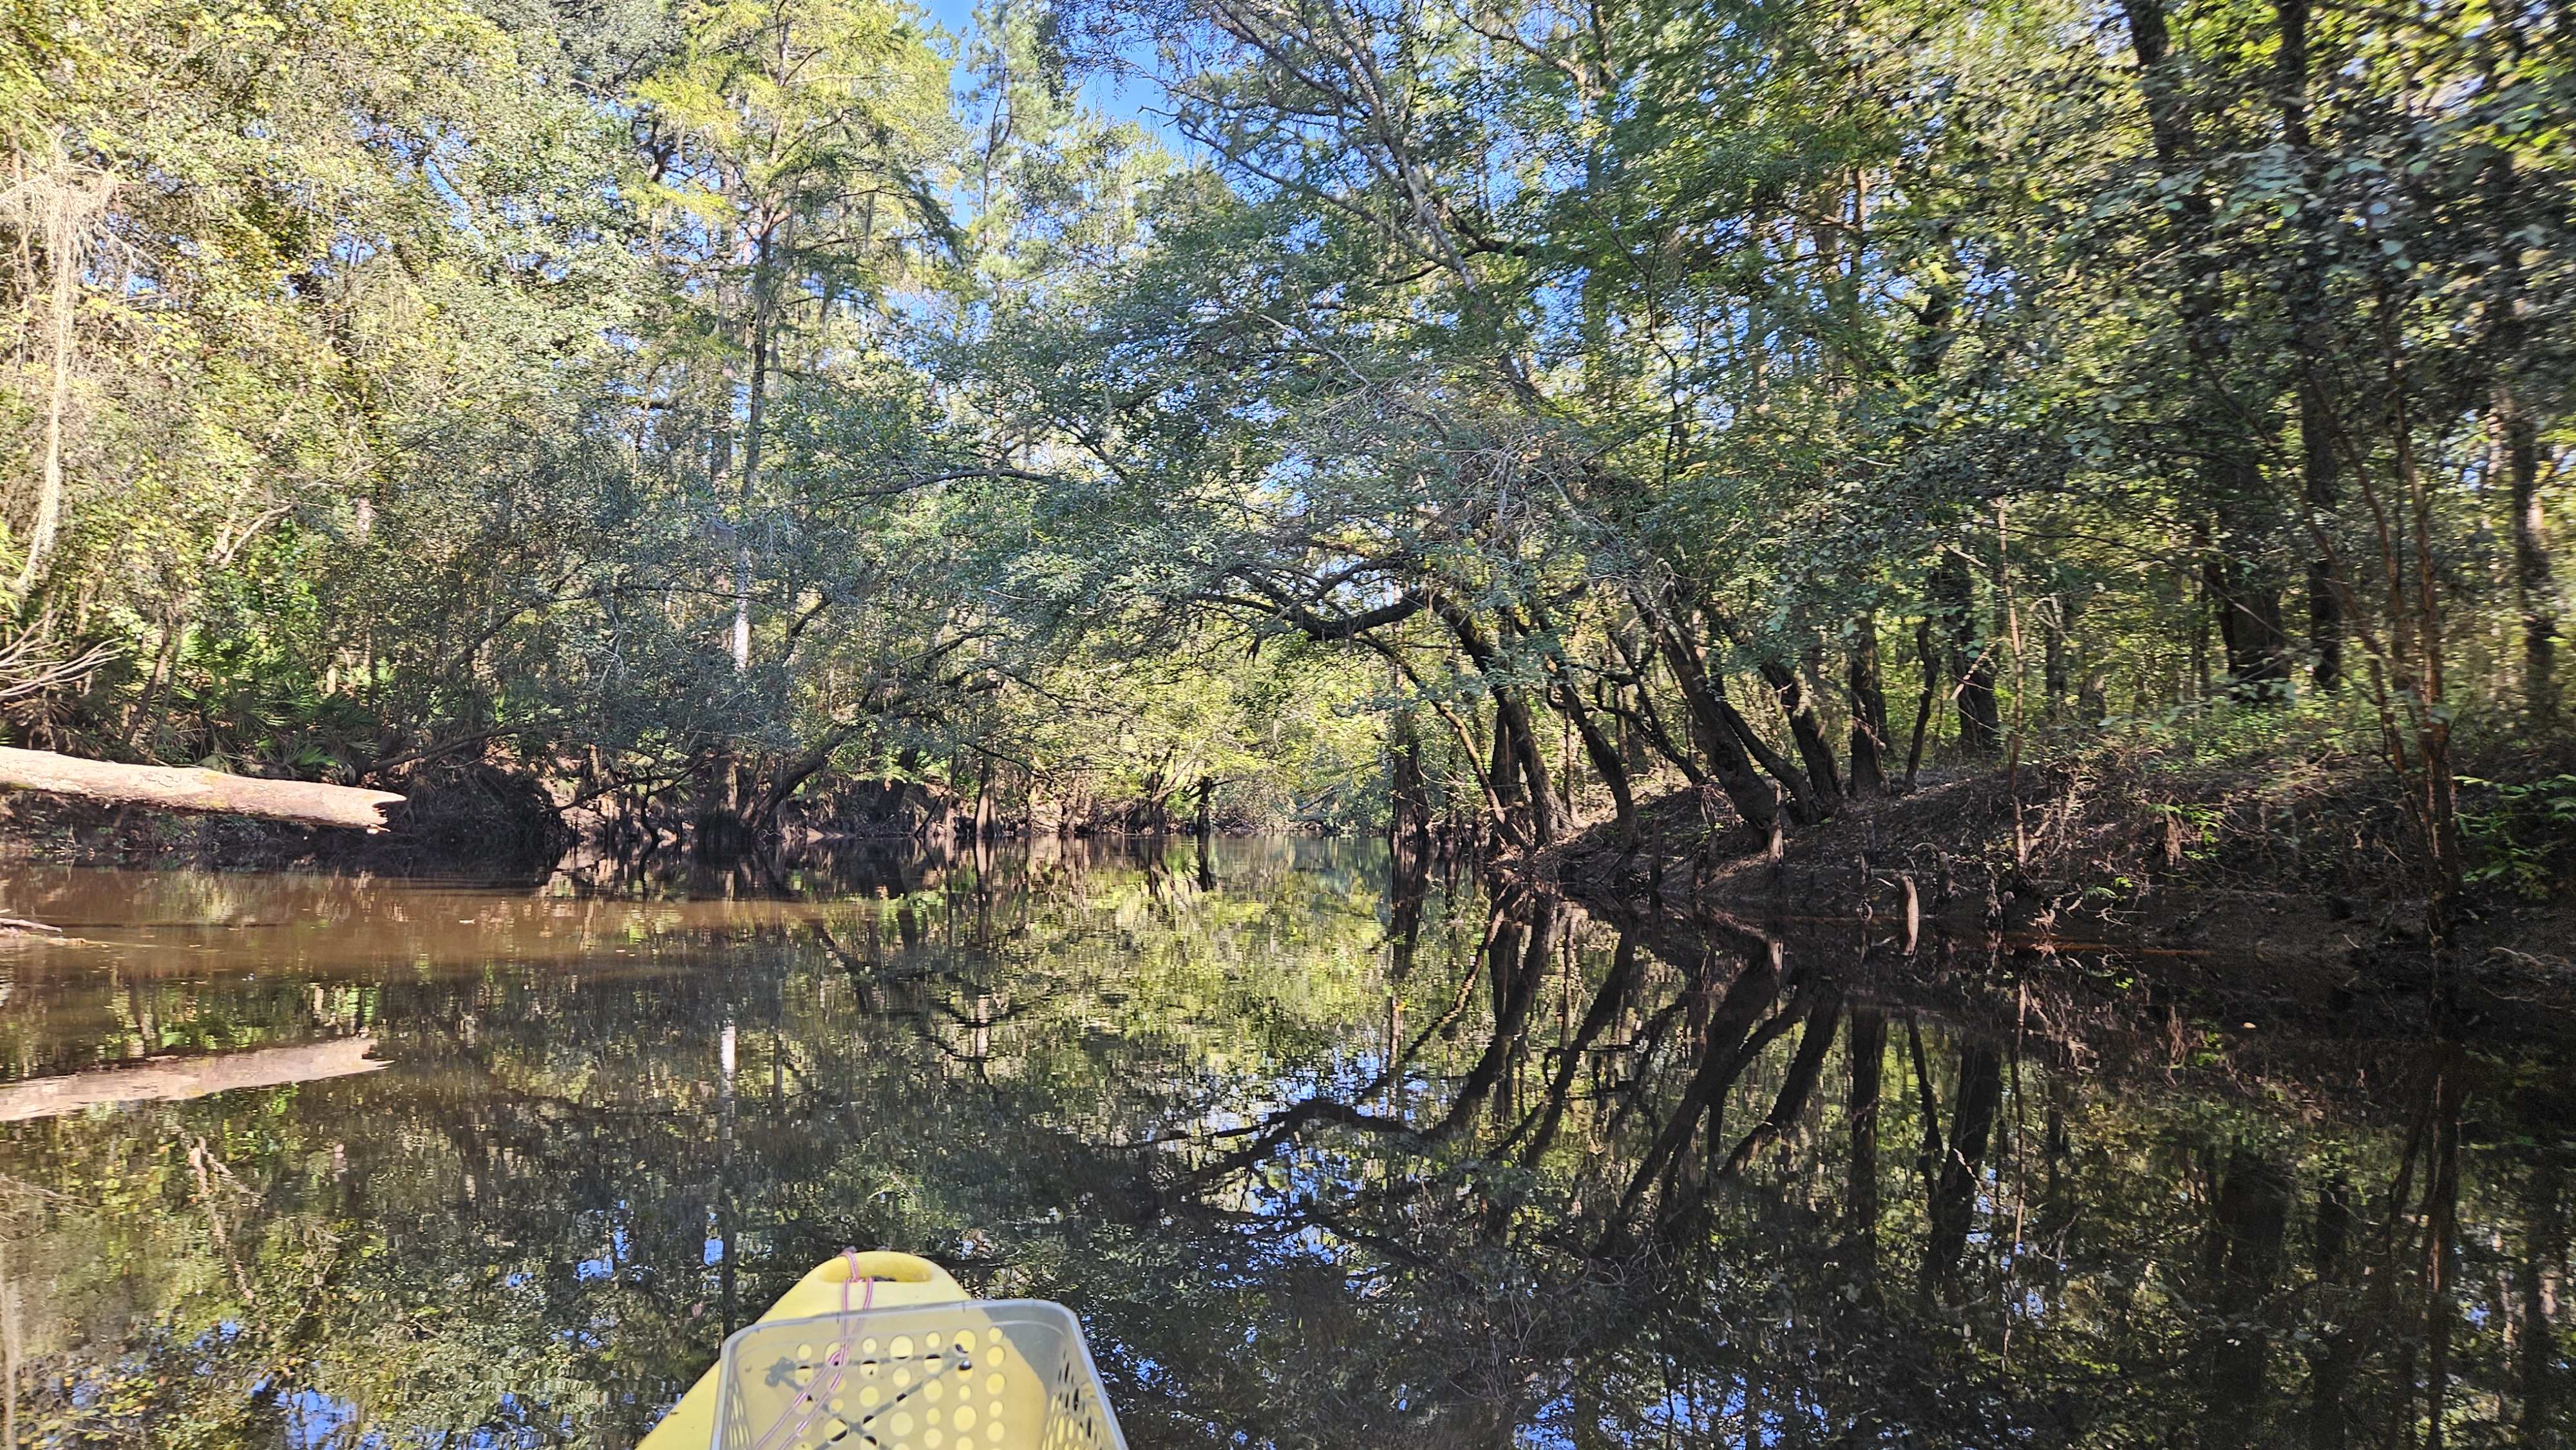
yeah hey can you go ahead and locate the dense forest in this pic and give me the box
[0,0,2567,880]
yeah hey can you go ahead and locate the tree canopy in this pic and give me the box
[0,0,2566,860]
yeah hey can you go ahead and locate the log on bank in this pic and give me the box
[0,745,404,831]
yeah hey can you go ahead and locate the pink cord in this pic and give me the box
[838,1249,875,1313]
[746,1252,878,1450]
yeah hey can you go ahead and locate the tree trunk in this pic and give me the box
[732,222,780,675]
[1652,618,1784,831]
[2298,61,2360,695]
[24,182,73,597]
[1390,710,1429,843]
[1412,603,1546,850]
[2123,0,2308,706]
[1848,619,1890,795]
[1929,550,1999,753]
[1692,600,1839,816]
[2498,383,2559,724]
[1758,657,1842,804]
[1430,597,1557,846]
[1904,616,1937,789]
[1602,622,1708,786]
[1549,672,1634,831]
[2477,146,2554,720]
[2207,541,2295,698]
[2041,596,2070,722]
[2277,0,2344,693]
[1376,644,1522,847]
[1635,588,1781,828]
[1499,690,1558,845]
[1489,704,1526,838]
[1612,676,1651,775]
[2123,0,2295,702]
[1712,683,1828,824]
[749,726,860,836]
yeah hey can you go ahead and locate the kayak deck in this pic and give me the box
[639,1252,1126,1450]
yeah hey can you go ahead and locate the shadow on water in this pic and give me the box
[0,840,2565,1447]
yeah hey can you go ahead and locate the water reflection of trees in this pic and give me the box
[0,845,2563,1446]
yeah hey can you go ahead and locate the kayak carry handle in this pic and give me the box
[822,1250,943,1285]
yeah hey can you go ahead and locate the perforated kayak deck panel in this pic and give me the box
[715,1301,1124,1450]
[638,1252,1126,1450]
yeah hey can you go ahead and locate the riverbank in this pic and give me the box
[0,757,571,879]
[0,757,1295,880]
[1530,739,2576,1025]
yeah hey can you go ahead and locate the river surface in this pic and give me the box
[0,841,2564,1447]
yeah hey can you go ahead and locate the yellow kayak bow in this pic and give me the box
[639,1251,1126,1450]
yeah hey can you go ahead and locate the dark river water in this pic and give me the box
[0,841,2564,1447]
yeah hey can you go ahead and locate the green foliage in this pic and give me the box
[2459,774,2576,898]
[0,0,2566,852]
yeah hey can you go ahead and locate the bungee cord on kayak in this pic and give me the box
[641,1252,1126,1450]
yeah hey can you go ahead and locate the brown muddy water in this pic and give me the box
[0,840,2564,1447]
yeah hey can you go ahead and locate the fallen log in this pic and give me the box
[0,745,402,831]
[0,1036,387,1121]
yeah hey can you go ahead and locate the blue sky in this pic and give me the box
[913,0,1186,148]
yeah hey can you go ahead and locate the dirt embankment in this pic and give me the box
[1526,743,2576,1024]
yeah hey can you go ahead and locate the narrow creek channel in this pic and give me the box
[0,841,2563,1446]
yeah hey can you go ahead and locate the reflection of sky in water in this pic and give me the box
[0,844,2559,1447]
[282,1388,363,1450]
